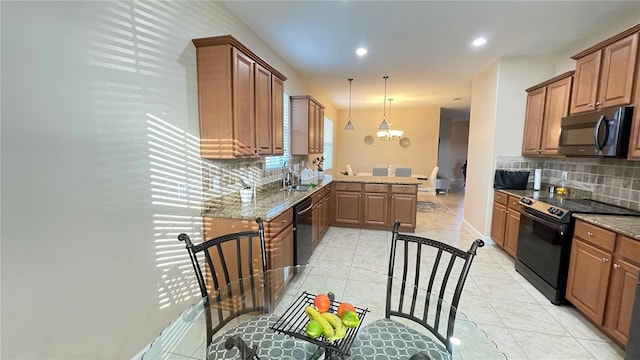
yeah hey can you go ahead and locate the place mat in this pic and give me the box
[416,200,451,213]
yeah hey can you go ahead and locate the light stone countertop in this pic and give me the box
[202,174,424,221]
[572,214,640,241]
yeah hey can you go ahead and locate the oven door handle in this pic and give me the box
[520,208,568,233]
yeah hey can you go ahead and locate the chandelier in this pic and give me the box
[377,92,403,140]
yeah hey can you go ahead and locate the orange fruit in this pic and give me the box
[313,293,330,312]
[337,302,356,317]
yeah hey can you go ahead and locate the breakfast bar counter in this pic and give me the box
[201,174,424,221]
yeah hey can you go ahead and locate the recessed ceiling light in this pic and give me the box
[472,37,487,47]
[453,97,462,101]
[356,48,368,56]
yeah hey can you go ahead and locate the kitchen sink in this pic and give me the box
[283,184,310,192]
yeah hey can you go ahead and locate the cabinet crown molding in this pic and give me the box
[571,24,640,60]
[192,34,287,81]
[525,71,575,93]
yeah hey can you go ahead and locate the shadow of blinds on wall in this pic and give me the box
[265,92,290,170]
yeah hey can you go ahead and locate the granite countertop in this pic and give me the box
[572,214,640,241]
[496,188,592,200]
[202,174,424,221]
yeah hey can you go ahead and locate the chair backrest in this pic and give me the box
[372,167,389,176]
[395,167,412,177]
[385,221,484,354]
[178,218,269,346]
[346,164,354,176]
[428,166,439,189]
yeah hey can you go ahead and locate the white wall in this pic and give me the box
[0,2,333,358]
[464,61,500,235]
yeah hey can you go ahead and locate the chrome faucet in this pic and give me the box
[283,161,293,188]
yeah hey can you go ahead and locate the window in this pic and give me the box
[265,92,290,170]
[323,117,333,170]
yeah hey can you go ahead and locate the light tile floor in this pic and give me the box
[304,191,625,360]
[144,190,627,360]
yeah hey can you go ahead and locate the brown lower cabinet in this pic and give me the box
[490,190,521,257]
[566,220,640,347]
[202,209,294,303]
[312,186,332,248]
[333,182,417,232]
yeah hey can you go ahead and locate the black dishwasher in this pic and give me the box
[293,197,313,265]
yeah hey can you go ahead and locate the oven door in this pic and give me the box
[517,208,570,291]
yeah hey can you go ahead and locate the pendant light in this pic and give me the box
[378,76,390,130]
[344,78,355,130]
[387,98,403,139]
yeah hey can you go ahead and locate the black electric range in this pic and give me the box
[516,196,640,304]
[519,196,640,223]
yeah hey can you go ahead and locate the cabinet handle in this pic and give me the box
[358,194,361,198]
[587,231,593,236]
[595,101,600,106]
[282,219,287,223]
[587,103,592,107]
[602,257,609,262]
[613,263,621,269]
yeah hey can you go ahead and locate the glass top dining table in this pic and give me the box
[140,265,505,360]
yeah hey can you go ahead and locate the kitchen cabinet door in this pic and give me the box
[598,32,638,109]
[267,225,294,302]
[272,76,285,155]
[605,258,640,345]
[490,202,507,247]
[312,201,321,247]
[540,76,572,155]
[363,192,389,226]
[390,193,417,231]
[232,48,257,156]
[566,239,612,324]
[334,191,362,224]
[570,51,601,114]
[521,87,546,156]
[254,63,272,155]
[504,206,520,258]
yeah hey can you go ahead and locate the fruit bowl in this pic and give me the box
[270,291,369,356]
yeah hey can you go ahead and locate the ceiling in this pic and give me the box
[222,1,640,113]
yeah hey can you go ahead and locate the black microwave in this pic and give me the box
[558,106,633,157]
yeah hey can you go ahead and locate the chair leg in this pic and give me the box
[223,334,259,360]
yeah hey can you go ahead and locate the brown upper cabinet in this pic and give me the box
[291,96,325,155]
[192,35,287,159]
[522,71,573,156]
[570,27,639,115]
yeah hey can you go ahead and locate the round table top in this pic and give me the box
[141,265,505,360]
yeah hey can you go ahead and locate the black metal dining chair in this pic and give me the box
[178,218,269,358]
[354,221,484,358]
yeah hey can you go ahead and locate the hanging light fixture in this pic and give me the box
[377,76,390,131]
[377,77,404,140]
[344,78,355,130]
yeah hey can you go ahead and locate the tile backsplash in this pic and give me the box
[201,155,309,201]
[496,155,640,211]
